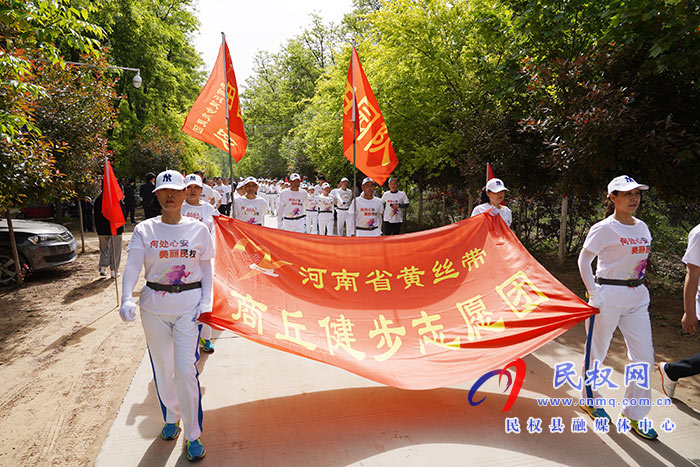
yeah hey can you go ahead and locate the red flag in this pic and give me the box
[202,214,596,390]
[486,162,495,184]
[102,158,125,236]
[343,47,397,186]
[182,36,247,161]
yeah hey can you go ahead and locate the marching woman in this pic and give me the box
[577,175,657,440]
[470,178,512,227]
[181,173,219,354]
[120,170,214,460]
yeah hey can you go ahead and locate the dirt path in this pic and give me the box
[0,227,145,466]
[0,225,698,466]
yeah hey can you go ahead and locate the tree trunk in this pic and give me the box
[467,189,474,218]
[54,200,64,224]
[441,192,447,225]
[417,180,424,228]
[558,194,569,266]
[77,198,85,254]
[5,210,23,287]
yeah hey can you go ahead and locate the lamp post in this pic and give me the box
[64,61,142,88]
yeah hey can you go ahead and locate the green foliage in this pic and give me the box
[32,55,118,200]
[91,0,204,179]
[0,0,106,210]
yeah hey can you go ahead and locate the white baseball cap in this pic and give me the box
[322,182,330,189]
[607,175,649,194]
[340,177,349,183]
[185,174,202,188]
[243,176,258,186]
[289,173,301,181]
[362,177,375,186]
[485,178,508,193]
[154,170,186,192]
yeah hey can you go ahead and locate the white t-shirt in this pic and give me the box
[381,190,409,223]
[199,183,216,203]
[277,188,307,219]
[234,196,268,225]
[471,202,513,227]
[582,216,652,307]
[334,188,353,210]
[213,184,230,204]
[349,196,384,230]
[682,223,700,319]
[316,194,335,214]
[128,217,215,315]
[305,194,319,212]
[181,201,219,233]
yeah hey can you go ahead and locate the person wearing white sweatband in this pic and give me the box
[120,169,214,461]
[577,175,656,440]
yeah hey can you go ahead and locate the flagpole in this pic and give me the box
[351,45,357,237]
[105,157,119,306]
[222,32,235,212]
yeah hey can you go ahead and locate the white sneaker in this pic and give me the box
[658,362,677,398]
[110,270,121,279]
[99,267,107,276]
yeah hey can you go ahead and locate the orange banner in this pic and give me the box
[342,47,398,186]
[202,214,596,390]
[182,37,247,161]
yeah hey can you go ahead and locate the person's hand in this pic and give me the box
[681,312,699,334]
[196,303,212,320]
[120,299,137,322]
[587,290,602,309]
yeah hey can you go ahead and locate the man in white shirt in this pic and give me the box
[349,177,384,237]
[381,177,409,235]
[305,185,319,234]
[277,173,307,232]
[333,177,354,236]
[213,177,231,215]
[233,177,268,225]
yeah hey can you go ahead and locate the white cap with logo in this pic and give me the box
[243,176,258,186]
[185,174,202,188]
[485,178,508,193]
[154,170,186,192]
[289,173,301,182]
[607,175,649,194]
[340,177,349,183]
[322,182,330,189]
[362,177,375,186]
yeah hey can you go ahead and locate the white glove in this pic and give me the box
[195,303,212,320]
[587,290,602,309]
[120,299,137,322]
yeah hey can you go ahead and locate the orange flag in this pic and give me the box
[201,214,596,390]
[101,158,125,236]
[343,47,397,186]
[182,36,247,161]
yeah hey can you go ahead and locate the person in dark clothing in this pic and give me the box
[93,193,124,278]
[81,198,94,232]
[124,178,137,224]
[140,173,157,219]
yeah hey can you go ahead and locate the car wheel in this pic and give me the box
[0,249,30,286]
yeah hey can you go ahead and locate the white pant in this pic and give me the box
[318,213,334,235]
[141,308,203,441]
[336,209,351,236]
[356,228,381,237]
[200,323,212,340]
[306,211,318,234]
[282,217,306,233]
[582,301,654,420]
